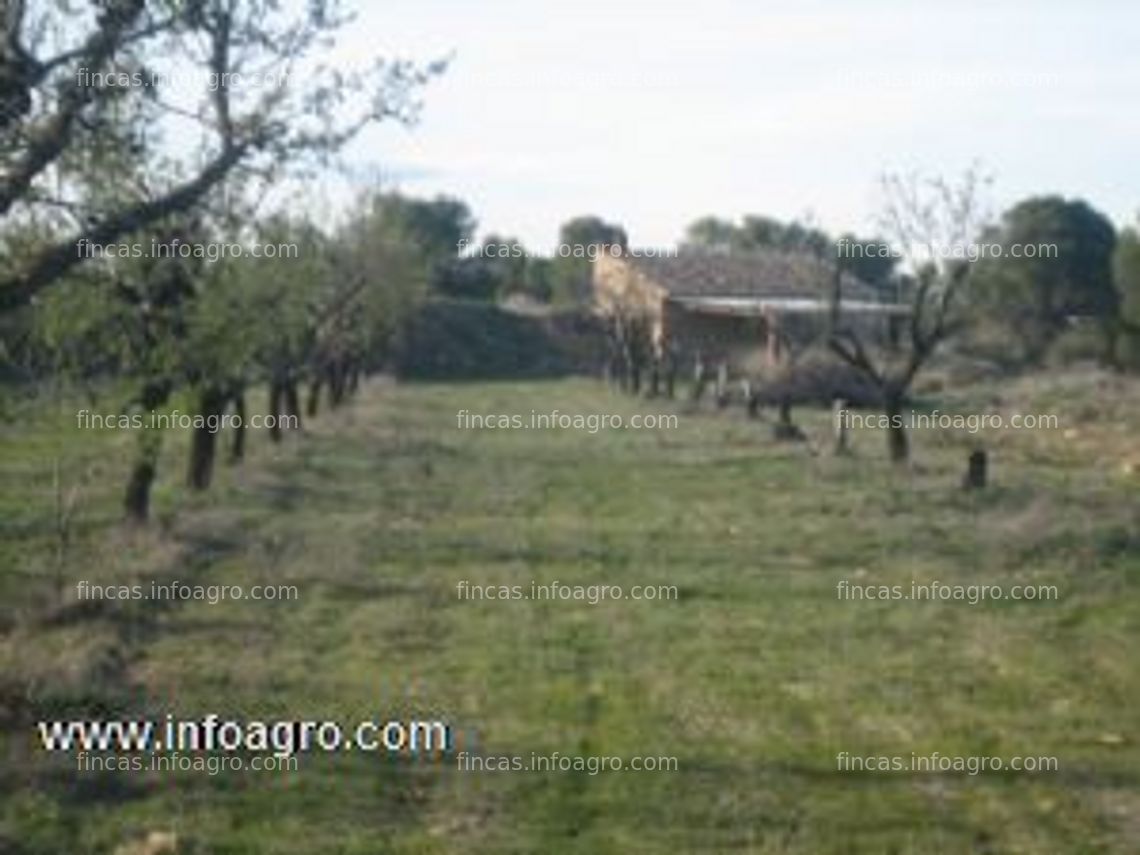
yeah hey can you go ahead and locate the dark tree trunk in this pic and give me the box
[230,392,247,463]
[124,455,157,522]
[963,449,988,489]
[188,387,226,490]
[746,390,761,419]
[283,380,302,431]
[328,364,346,408]
[772,397,807,442]
[628,358,641,395]
[123,381,170,523]
[647,361,660,398]
[306,379,322,417]
[187,427,217,490]
[884,389,909,463]
[268,381,284,442]
[742,380,760,419]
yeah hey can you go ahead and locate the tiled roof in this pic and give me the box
[626,248,880,302]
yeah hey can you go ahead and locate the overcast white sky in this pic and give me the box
[334,0,1139,251]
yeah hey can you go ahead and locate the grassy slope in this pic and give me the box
[1,372,1138,854]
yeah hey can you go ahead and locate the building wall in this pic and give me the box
[592,255,905,378]
[660,300,771,374]
[592,255,668,352]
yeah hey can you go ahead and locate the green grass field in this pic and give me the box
[1,373,1138,853]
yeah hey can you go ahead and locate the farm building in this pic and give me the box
[592,248,910,379]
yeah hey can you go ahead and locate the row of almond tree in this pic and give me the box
[0,0,446,523]
[11,196,427,523]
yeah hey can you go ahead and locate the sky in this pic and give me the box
[331,0,1139,252]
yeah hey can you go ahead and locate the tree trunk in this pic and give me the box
[963,449,987,489]
[884,390,909,463]
[283,380,302,431]
[328,363,346,408]
[188,387,226,490]
[124,457,156,522]
[647,361,660,398]
[268,381,284,442]
[746,387,761,419]
[230,392,247,463]
[124,433,161,522]
[123,382,170,523]
[772,397,806,442]
[306,379,322,417]
[832,398,850,455]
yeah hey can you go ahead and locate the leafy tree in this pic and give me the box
[835,233,901,299]
[369,194,475,262]
[683,216,737,251]
[96,220,208,519]
[522,257,555,302]
[330,193,429,380]
[478,234,528,297]
[738,215,829,255]
[558,216,628,254]
[433,256,500,301]
[1,0,441,312]
[361,193,478,299]
[970,196,1118,361]
[550,215,627,304]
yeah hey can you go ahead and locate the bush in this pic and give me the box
[391,299,605,380]
[749,348,882,406]
[1046,321,1109,367]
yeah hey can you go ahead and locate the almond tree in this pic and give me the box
[1,0,442,311]
[829,169,990,462]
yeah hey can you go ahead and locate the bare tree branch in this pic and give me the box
[0,139,250,312]
[0,0,146,213]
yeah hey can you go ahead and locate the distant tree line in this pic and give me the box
[608,175,1140,463]
[680,193,1140,372]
